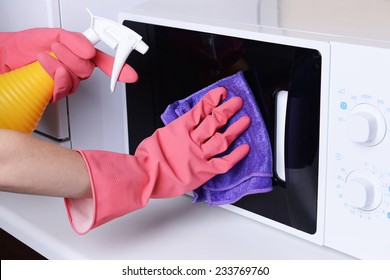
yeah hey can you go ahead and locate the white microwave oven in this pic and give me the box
[114,0,390,259]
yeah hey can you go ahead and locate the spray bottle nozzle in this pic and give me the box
[83,9,149,92]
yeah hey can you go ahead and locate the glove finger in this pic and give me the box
[52,67,78,102]
[208,144,250,174]
[37,52,65,79]
[37,53,79,101]
[91,50,138,83]
[58,30,96,59]
[191,96,243,143]
[186,87,227,128]
[202,115,250,158]
[51,42,95,79]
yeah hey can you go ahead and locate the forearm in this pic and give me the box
[0,129,92,198]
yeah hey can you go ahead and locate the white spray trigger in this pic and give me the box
[82,9,149,92]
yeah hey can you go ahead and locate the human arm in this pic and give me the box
[0,129,91,199]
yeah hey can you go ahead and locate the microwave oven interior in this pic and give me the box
[124,20,321,235]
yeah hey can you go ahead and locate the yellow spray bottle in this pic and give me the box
[0,58,54,134]
[0,9,148,134]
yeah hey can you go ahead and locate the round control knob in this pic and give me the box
[346,104,386,146]
[344,170,383,210]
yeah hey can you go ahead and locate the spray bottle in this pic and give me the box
[0,9,149,134]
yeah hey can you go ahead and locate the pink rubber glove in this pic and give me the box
[65,87,251,234]
[0,28,138,102]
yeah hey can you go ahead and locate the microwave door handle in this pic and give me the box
[275,90,288,182]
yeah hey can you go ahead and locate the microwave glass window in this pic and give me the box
[124,20,321,234]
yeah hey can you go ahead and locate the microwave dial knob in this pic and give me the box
[344,170,382,211]
[346,104,386,146]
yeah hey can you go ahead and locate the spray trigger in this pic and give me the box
[82,9,149,92]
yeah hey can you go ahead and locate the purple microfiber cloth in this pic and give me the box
[161,71,273,205]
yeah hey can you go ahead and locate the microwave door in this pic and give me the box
[123,19,322,235]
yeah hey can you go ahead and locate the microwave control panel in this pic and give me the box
[326,42,390,259]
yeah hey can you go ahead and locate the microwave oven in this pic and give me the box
[117,0,390,259]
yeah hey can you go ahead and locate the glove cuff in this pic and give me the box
[64,150,150,234]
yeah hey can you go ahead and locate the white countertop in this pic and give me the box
[0,191,353,259]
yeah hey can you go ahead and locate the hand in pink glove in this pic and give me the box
[65,87,251,234]
[0,28,138,102]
